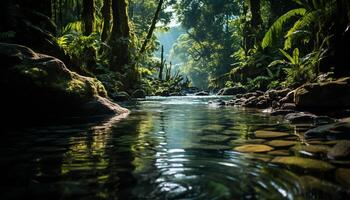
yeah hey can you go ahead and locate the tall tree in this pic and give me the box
[102,0,112,41]
[243,0,262,52]
[110,0,132,72]
[139,0,164,54]
[82,0,95,36]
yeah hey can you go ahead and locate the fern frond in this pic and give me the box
[284,10,319,49]
[262,8,306,49]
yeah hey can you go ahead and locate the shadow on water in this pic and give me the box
[1,96,349,200]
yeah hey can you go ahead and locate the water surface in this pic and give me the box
[1,96,349,199]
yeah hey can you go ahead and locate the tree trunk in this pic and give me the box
[139,0,164,54]
[249,0,262,28]
[159,45,164,80]
[110,0,131,72]
[82,0,94,36]
[101,0,112,41]
[243,0,262,53]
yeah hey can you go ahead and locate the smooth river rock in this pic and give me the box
[265,140,297,148]
[291,145,330,156]
[271,156,335,172]
[254,130,290,139]
[234,144,274,153]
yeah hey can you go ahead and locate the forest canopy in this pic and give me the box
[1,0,349,95]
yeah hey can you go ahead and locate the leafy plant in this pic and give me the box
[262,0,337,50]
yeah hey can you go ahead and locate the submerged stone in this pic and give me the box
[234,144,274,153]
[267,150,290,156]
[271,156,335,172]
[200,135,231,143]
[265,140,297,148]
[189,144,231,150]
[291,145,330,156]
[254,130,290,139]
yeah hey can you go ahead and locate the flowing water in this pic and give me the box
[1,96,349,200]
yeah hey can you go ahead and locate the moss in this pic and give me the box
[15,65,48,79]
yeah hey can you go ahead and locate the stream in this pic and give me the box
[1,96,349,200]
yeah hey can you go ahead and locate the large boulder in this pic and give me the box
[294,78,350,110]
[0,43,128,124]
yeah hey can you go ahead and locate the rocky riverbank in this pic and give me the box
[208,80,350,189]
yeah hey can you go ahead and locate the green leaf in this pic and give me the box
[268,60,287,68]
[293,48,300,65]
[279,49,294,63]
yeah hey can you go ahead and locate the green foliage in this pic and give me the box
[269,48,315,87]
[262,8,306,49]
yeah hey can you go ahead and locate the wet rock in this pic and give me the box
[254,130,290,139]
[294,77,350,110]
[291,145,330,156]
[243,92,257,99]
[279,90,295,104]
[270,109,295,116]
[305,118,350,139]
[247,139,267,144]
[200,135,231,143]
[267,150,290,156]
[281,103,296,110]
[243,96,259,107]
[217,86,246,95]
[267,88,291,100]
[208,99,225,106]
[284,112,317,124]
[195,91,209,96]
[265,140,296,148]
[327,140,350,160]
[271,156,335,172]
[234,144,274,153]
[132,89,146,98]
[336,168,350,188]
[0,43,128,124]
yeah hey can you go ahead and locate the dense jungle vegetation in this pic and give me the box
[2,0,349,97]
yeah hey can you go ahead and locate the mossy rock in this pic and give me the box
[271,156,335,172]
[255,130,290,139]
[265,140,297,148]
[0,43,128,123]
[234,144,274,153]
